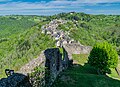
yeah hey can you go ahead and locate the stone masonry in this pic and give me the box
[0,47,69,87]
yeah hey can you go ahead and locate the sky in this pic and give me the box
[0,0,120,15]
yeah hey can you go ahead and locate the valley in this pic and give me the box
[0,12,120,87]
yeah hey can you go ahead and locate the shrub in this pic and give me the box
[88,42,118,74]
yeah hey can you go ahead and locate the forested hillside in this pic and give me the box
[0,16,35,38]
[0,16,54,78]
[0,13,120,78]
[48,12,120,54]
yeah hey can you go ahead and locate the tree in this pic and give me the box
[88,42,118,74]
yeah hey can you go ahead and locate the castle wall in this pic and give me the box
[0,47,69,87]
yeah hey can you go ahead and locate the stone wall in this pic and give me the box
[63,43,92,60]
[29,48,69,87]
[0,73,31,87]
[0,44,92,87]
[0,47,69,87]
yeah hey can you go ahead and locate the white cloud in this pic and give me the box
[0,0,120,15]
[0,0,120,10]
[77,0,120,3]
[51,0,120,4]
[0,2,66,10]
[0,0,11,2]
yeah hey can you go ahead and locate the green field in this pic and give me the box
[52,54,120,87]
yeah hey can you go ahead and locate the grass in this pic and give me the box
[52,54,120,87]
[117,59,120,73]
[72,54,88,65]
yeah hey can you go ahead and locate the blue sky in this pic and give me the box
[0,0,120,15]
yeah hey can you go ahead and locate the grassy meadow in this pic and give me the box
[52,54,120,87]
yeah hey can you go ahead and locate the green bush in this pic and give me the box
[88,42,118,74]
